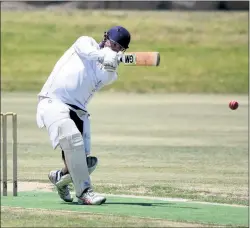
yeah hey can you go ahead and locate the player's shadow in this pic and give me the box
[63,202,198,209]
[105,202,199,209]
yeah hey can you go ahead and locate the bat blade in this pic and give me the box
[120,52,160,66]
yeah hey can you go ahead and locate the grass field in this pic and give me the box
[2,192,248,227]
[2,206,210,227]
[1,11,248,93]
[1,9,249,227]
[1,92,249,226]
[1,92,248,213]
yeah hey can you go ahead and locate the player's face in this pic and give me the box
[105,39,125,53]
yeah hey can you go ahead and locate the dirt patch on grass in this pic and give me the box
[1,181,53,193]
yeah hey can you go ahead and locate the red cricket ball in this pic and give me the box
[229,100,239,110]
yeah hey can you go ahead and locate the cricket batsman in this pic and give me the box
[36,26,131,205]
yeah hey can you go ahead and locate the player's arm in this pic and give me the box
[73,36,104,62]
[74,36,120,73]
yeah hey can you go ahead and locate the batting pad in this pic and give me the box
[58,119,91,197]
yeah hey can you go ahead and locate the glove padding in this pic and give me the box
[99,47,120,72]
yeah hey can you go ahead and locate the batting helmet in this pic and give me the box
[107,26,131,49]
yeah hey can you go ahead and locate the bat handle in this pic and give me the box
[118,54,124,63]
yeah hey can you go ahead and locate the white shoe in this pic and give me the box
[48,170,73,202]
[77,188,106,205]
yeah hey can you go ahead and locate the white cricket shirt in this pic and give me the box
[38,36,118,110]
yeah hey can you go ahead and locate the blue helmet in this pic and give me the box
[107,26,131,49]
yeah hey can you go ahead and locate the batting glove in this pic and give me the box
[99,47,119,72]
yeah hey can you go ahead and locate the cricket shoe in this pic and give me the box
[48,170,73,202]
[77,188,106,205]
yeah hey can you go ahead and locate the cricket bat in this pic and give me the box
[120,52,160,66]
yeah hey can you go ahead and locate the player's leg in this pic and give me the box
[49,151,98,189]
[37,98,105,204]
[37,98,74,202]
[52,110,98,188]
[59,110,88,175]
[82,113,99,174]
[57,118,105,205]
[48,169,73,202]
[61,151,69,175]
[48,150,73,202]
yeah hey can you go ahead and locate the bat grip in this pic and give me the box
[118,54,124,63]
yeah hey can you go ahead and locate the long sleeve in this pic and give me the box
[73,36,104,62]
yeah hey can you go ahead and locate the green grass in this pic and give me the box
[3,207,202,227]
[2,192,248,227]
[1,11,248,93]
[2,92,248,206]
